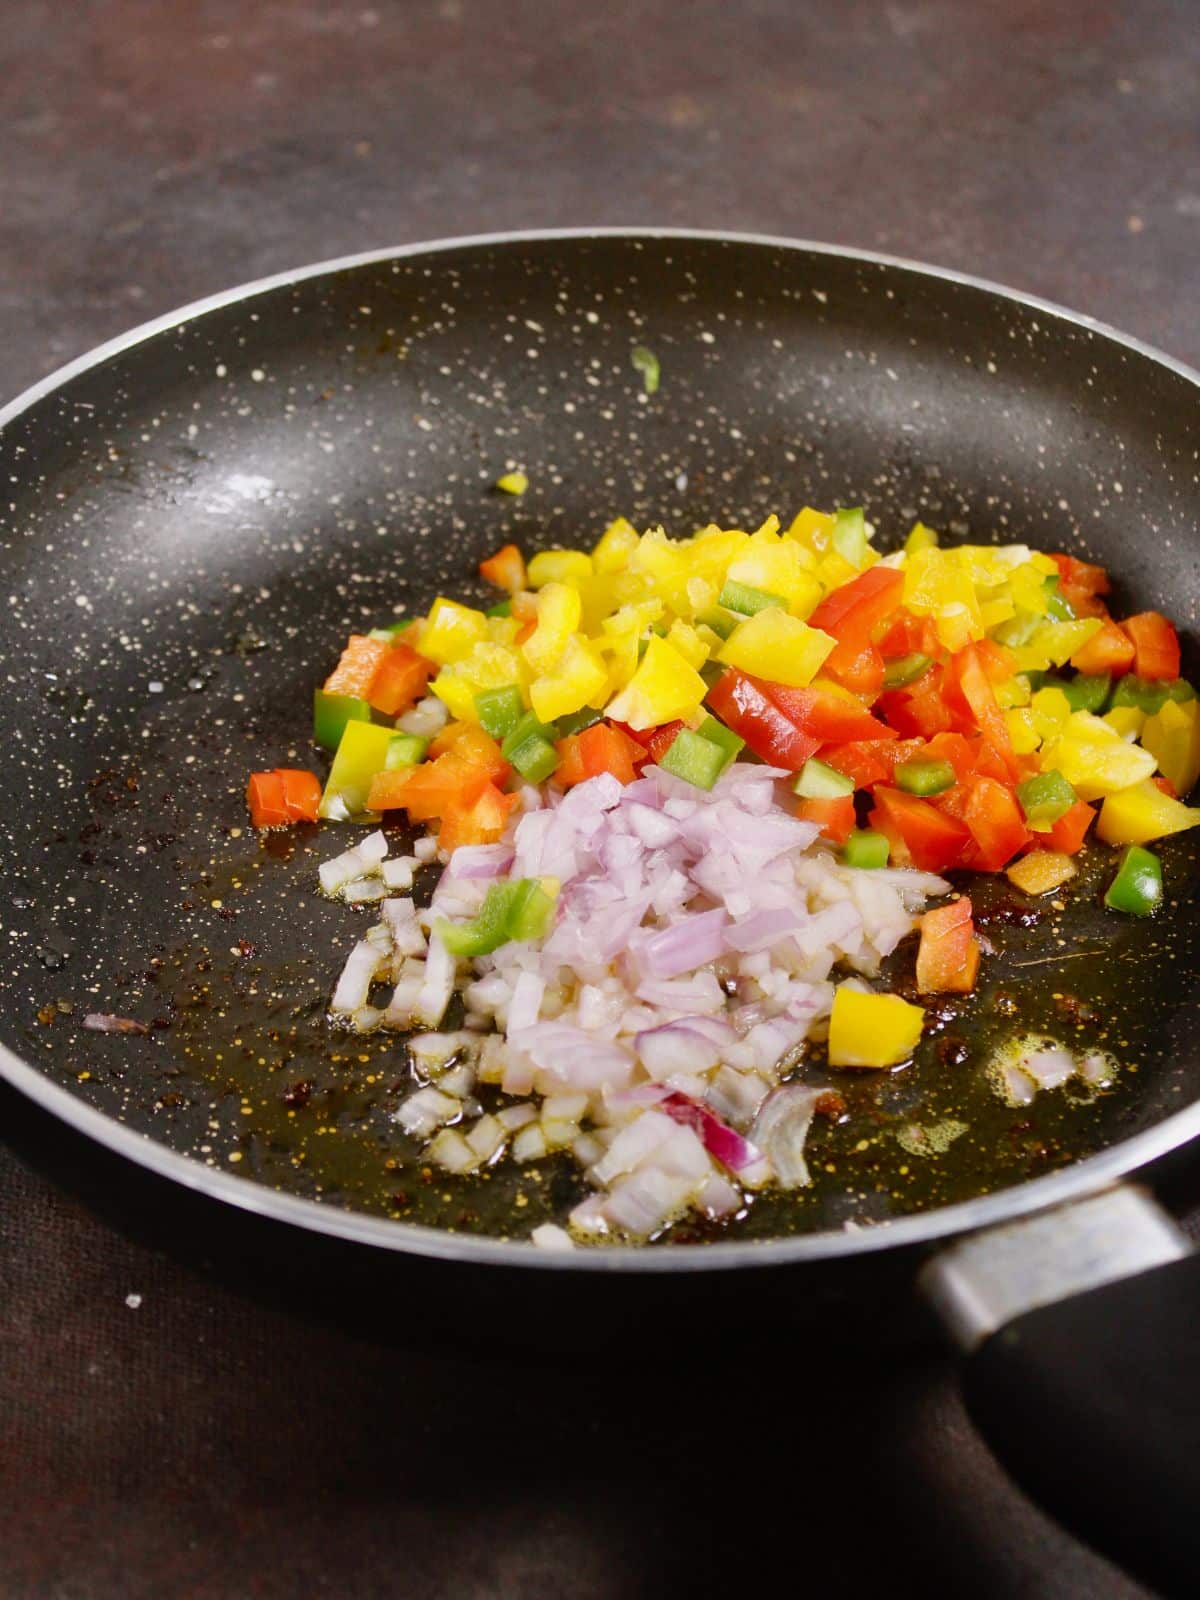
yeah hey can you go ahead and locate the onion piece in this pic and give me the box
[751,1085,826,1188]
[414,933,455,1028]
[660,1091,769,1183]
[318,830,388,896]
[331,938,387,1015]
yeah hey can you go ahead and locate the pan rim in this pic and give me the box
[2,225,1199,1273]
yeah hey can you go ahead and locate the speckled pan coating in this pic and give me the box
[0,230,1198,1270]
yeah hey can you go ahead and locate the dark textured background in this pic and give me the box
[2,3,1197,1596]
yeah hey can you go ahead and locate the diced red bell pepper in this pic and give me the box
[877,665,957,739]
[556,722,644,787]
[324,635,392,699]
[948,644,1023,782]
[366,642,436,716]
[923,732,976,784]
[367,754,491,819]
[706,669,821,771]
[1069,619,1136,678]
[869,786,972,873]
[809,565,904,650]
[428,721,511,786]
[961,776,1029,871]
[974,639,1018,685]
[794,793,856,845]
[437,782,519,852]
[762,678,896,744]
[643,720,685,764]
[807,567,904,696]
[877,609,941,660]
[821,737,923,790]
[915,896,980,994]
[1040,798,1095,855]
[277,768,322,823]
[1120,612,1181,681]
[246,768,321,828]
[823,640,885,696]
[479,542,528,594]
[1051,553,1111,619]
[247,770,288,828]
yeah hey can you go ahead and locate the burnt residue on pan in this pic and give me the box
[1,235,1199,1245]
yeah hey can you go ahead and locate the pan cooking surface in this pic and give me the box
[1,233,1198,1247]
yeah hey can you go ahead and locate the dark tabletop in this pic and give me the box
[2,3,1197,1596]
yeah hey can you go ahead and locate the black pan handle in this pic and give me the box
[921,1185,1196,1598]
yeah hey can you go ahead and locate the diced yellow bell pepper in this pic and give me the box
[726,537,823,618]
[605,636,707,730]
[529,635,609,722]
[786,507,836,554]
[591,516,640,574]
[1012,619,1102,673]
[485,614,521,647]
[494,470,528,495]
[1141,698,1200,797]
[597,628,641,697]
[718,609,836,687]
[1006,851,1078,896]
[828,988,925,1068]
[903,548,984,653]
[1009,560,1055,616]
[979,591,1017,631]
[1104,706,1146,741]
[419,597,489,665]
[665,620,710,670]
[431,642,527,722]
[1096,778,1200,845]
[601,598,663,638]
[527,549,594,589]
[995,675,1033,710]
[1004,708,1040,754]
[1030,686,1073,743]
[522,582,581,674]
[815,551,864,595]
[904,521,939,555]
[1040,711,1158,800]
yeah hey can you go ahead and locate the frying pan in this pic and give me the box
[2,230,1199,1593]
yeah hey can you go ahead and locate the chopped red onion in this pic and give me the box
[751,1085,826,1188]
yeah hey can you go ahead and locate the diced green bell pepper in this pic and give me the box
[1016,769,1077,831]
[313,688,372,752]
[832,507,868,566]
[475,684,526,740]
[717,578,787,616]
[1109,676,1195,715]
[894,758,956,797]
[883,653,933,689]
[700,658,729,689]
[1042,576,1076,622]
[555,706,604,738]
[1051,673,1110,713]
[695,713,745,769]
[501,711,560,783]
[318,720,397,819]
[843,829,890,869]
[659,728,729,790]
[695,606,737,640]
[385,733,428,769]
[793,757,855,800]
[1104,844,1163,916]
[436,877,556,957]
[486,600,513,618]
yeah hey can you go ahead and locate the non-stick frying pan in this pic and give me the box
[2,231,1199,1594]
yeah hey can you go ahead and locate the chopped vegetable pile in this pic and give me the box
[246,505,1199,1244]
